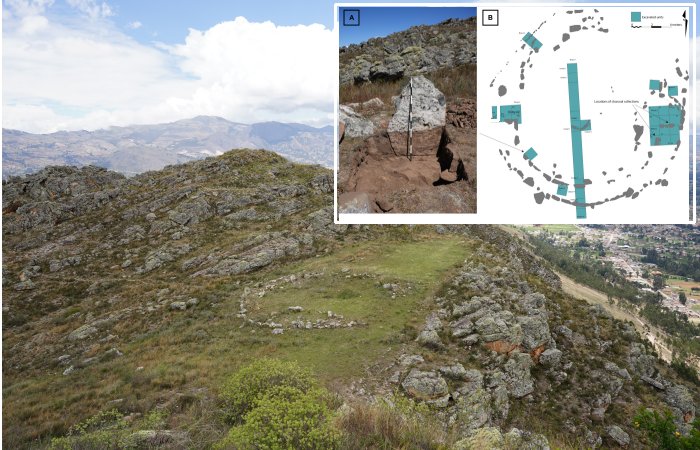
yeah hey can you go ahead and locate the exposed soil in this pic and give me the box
[339,99,477,214]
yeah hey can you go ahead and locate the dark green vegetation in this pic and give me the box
[528,234,639,299]
[216,360,339,449]
[642,247,700,282]
[634,408,700,449]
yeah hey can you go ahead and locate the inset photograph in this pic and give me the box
[337,6,477,214]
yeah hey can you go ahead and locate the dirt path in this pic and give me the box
[557,272,676,364]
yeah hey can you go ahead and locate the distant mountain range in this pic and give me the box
[2,116,333,178]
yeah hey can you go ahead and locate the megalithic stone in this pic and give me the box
[388,75,446,158]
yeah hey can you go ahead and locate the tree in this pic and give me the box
[653,275,665,291]
[679,291,687,305]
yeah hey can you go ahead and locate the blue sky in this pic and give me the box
[339,6,476,46]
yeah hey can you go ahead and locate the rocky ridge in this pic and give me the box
[373,224,699,448]
[340,17,477,85]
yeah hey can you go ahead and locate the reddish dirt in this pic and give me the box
[338,98,477,214]
[484,340,522,355]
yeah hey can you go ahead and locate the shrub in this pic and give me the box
[220,359,317,424]
[216,386,339,450]
[335,396,446,449]
[634,408,700,450]
[48,408,184,450]
[671,359,699,385]
[49,409,129,450]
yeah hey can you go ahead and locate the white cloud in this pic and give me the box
[127,20,142,29]
[18,14,49,34]
[66,0,113,19]
[169,17,335,121]
[4,0,54,18]
[3,11,335,133]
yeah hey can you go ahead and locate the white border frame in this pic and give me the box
[334,2,696,225]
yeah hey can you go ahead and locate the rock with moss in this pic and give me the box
[401,368,449,404]
[504,352,534,398]
[503,428,550,449]
[451,388,492,433]
[454,427,503,449]
[606,425,630,447]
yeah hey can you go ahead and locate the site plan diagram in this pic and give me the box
[479,5,695,223]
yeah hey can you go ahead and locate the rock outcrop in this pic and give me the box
[339,17,476,85]
[339,105,375,138]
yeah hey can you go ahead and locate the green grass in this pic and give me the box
[519,224,580,233]
[3,233,473,447]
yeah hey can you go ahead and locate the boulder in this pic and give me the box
[475,311,522,349]
[665,384,696,425]
[338,192,375,214]
[416,329,443,349]
[387,76,446,157]
[68,324,98,341]
[370,53,407,81]
[504,428,551,449]
[454,427,550,450]
[606,425,630,447]
[170,301,187,311]
[452,297,484,318]
[584,428,603,449]
[504,352,534,398]
[452,388,492,433]
[417,312,444,348]
[439,364,468,380]
[398,354,424,366]
[401,368,449,402]
[339,105,375,138]
[517,314,552,353]
[539,348,562,368]
[168,197,213,226]
[452,316,475,338]
[628,343,657,378]
[454,427,503,450]
[457,369,484,393]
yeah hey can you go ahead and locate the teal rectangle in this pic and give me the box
[668,86,678,96]
[499,105,522,124]
[649,79,661,90]
[523,147,538,160]
[557,183,568,196]
[567,63,587,219]
[522,32,543,50]
[491,106,497,119]
[649,105,681,146]
[573,119,592,132]
[631,11,641,22]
